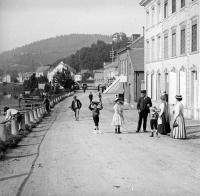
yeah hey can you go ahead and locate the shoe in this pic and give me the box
[136,130,140,133]
[143,130,148,133]
[149,132,154,137]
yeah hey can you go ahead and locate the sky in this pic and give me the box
[0,0,145,53]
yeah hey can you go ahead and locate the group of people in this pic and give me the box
[136,90,186,139]
[70,92,103,134]
[70,89,187,140]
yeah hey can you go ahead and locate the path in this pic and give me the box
[0,92,200,196]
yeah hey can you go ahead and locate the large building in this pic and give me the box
[140,0,200,120]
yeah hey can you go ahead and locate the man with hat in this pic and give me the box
[70,96,82,120]
[136,90,152,133]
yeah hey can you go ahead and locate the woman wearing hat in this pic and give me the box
[157,95,170,135]
[172,95,186,139]
[111,98,124,134]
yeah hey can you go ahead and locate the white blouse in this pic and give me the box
[173,102,184,121]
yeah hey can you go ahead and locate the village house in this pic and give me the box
[93,69,105,86]
[2,74,11,83]
[103,61,119,86]
[140,0,200,120]
[35,65,50,77]
[104,36,144,106]
[47,61,75,82]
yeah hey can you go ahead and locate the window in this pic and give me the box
[172,30,176,57]
[151,38,155,61]
[180,27,186,54]
[151,6,155,26]
[164,33,168,58]
[164,0,168,18]
[157,2,161,23]
[191,22,197,52]
[157,35,161,59]
[146,10,149,28]
[172,0,176,13]
[146,40,150,62]
[181,0,185,8]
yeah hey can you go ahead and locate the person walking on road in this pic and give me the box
[43,96,50,114]
[89,92,93,103]
[136,90,152,133]
[89,100,103,134]
[172,95,186,139]
[111,98,124,134]
[70,96,82,121]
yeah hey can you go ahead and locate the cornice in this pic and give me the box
[139,0,153,6]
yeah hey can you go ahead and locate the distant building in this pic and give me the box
[74,74,82,82]
[140,0,200,120]
[104,36,144,105]
[17,72,33,83]
[104,61,119,85]
[94,69,104,86]
[2,74,11,83]
[47,61,75,82]
[35,65,50,77]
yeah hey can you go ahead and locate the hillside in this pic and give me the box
[0,34,112,72]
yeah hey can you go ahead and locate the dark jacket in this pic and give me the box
[71,99,82,111]
[137,96,152,113]
[89,94,93,101]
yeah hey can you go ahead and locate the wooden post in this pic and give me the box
[11,117,18,135]
[0,123,8,142]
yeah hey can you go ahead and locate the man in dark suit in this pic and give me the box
[71,96,82,120]
[136,90,152,133]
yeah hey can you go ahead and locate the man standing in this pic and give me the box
[89,92,93,103]
[136,90,152,133]
[71,96,82,121]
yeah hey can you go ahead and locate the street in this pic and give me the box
[0,92,200,196]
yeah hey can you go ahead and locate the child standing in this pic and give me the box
[149,106,159,137]
[89,100,103,134]
[111,98,124,134]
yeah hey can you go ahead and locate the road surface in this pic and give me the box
[0,92,200,196]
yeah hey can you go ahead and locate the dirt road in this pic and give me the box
[0,92,200,196]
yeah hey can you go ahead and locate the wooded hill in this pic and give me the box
[0,34,112,72]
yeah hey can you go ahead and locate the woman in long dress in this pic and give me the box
[111,98,124,134]
[172,95,186,139]
[158,95,166,135]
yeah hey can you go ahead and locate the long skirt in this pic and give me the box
[111,113,124,126]
[172,115,186,139]
[157,114,167,135]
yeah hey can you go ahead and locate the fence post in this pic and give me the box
[0,123,8,142]
[11,117,18,135]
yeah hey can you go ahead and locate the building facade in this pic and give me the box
[94,69,104,86]
[140,0,200,120]
[47,61,75,82]
[117,36,144,104]
[103,61,119,86]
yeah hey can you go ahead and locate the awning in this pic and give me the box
[104,77,124,94]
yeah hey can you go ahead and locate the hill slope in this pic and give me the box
[0,34,112,72]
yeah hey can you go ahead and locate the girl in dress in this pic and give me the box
[111,98,124,134]
[172,95,186,139]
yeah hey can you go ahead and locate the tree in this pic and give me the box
[37,75,48,83]
[52,69,74,90]
[23,73,38,92]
